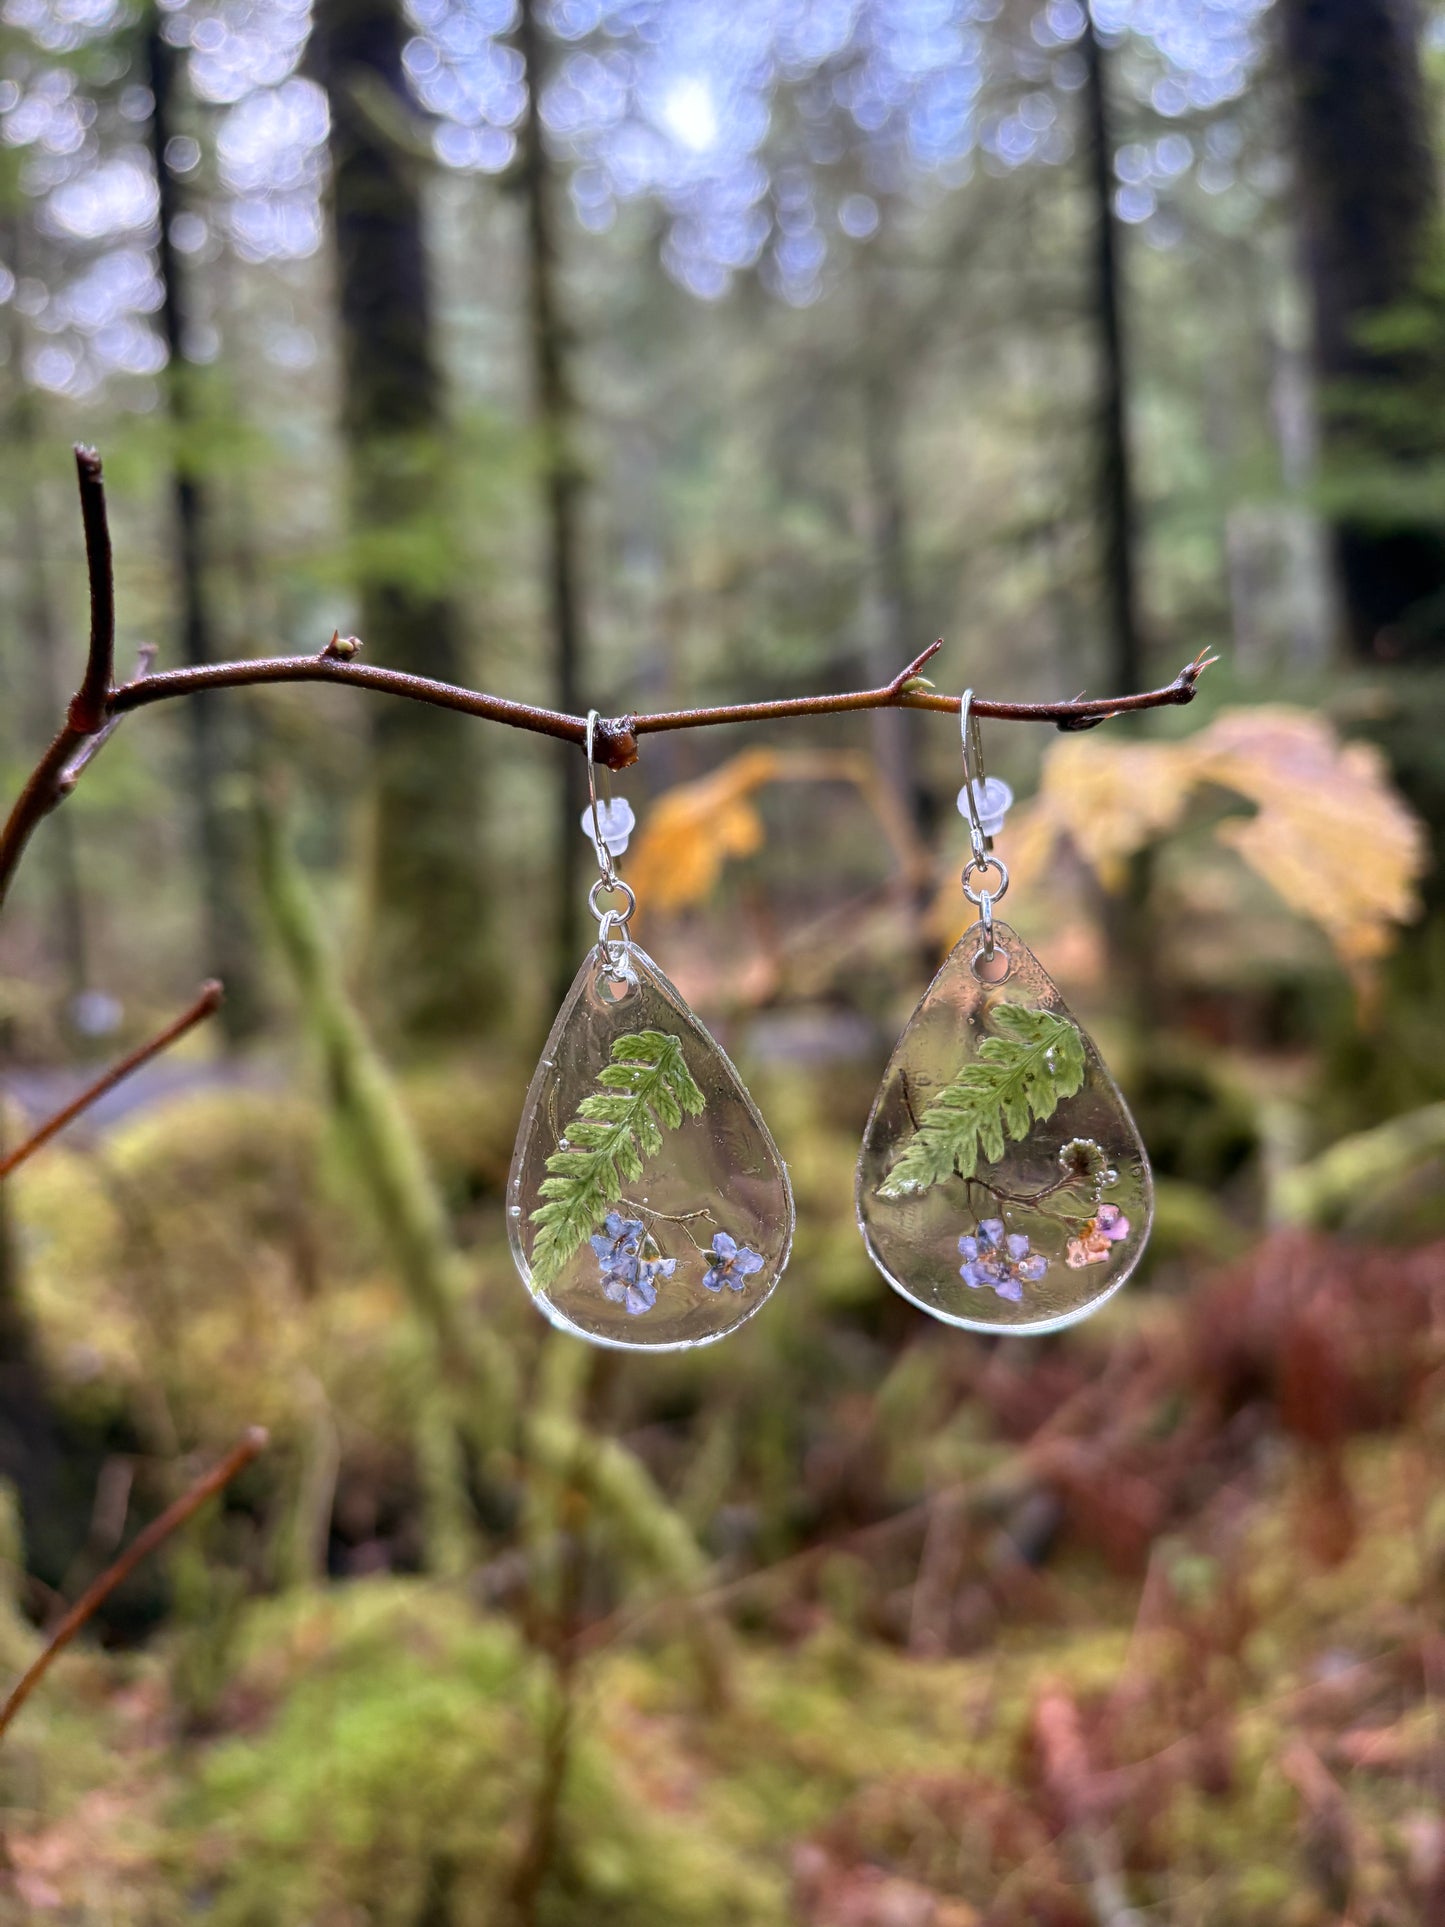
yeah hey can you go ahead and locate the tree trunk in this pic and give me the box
[1081,9,1156,1019]
[146,23,264,1042]
[1278,0,1445,661]
[516,0,588,1009]
[1080,4,1144,698]
[312,0,492,1042]
[860,270,930,841]
[858,260,935,975]
[4,265,89,1016]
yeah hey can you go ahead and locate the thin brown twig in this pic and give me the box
[0,444,1217,914]
[67,446,115,736]
[0,1425,267,1745]
[103,635,1212,769]
[0,980,224,1181]
[0,449,123,909]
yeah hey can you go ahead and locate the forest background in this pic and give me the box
[1,0,1444,1921]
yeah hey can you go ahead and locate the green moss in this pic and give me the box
[171,1585,779,1926]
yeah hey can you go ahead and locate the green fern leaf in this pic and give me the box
[528,1030,705,1289]
[878,1005,1085,1199]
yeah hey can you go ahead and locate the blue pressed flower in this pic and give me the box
[701,1230,766,1294]
[958,1218,1047,1302]
[591,1213,644,1297]
[626,1253,676,1316]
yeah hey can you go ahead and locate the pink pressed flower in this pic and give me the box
[1066,1205,1130,1268]
[1096,1204,1130,1242]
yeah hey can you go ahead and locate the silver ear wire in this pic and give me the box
[958,689,1008,960]
[585,710,618,889]
[584,710,635,979]
[959,689,988,866]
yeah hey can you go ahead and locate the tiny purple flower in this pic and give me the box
[701,1231,766,1294]
[591,1212,644,1297]
[958,1218,1048,1301]
[626,1253,676,1316]
[1095,1203,1130,1242]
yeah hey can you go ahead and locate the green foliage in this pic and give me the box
[878,1005,1085,1197]
[177,1585,769,1927]
[528,1031,706,1288]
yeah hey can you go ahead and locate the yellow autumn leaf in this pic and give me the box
[626,747,776,910]
[1194,708,1426,980]
[1031,736,1199,890]
[628,747,932,912]
[1010,704,1426,988]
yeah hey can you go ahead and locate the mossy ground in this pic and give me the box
[1,1077,1441,1923]
[0,1429,1438,1923]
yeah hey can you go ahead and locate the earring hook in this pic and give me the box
[959,689,989,865]
[958,688,1010,962]
[585,710,619,890]
[585,711,636,979]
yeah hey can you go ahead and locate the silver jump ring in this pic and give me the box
[589,876,636,927]
[961,854,1009,907]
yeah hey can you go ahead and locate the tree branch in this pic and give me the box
[0,1425,267,1745]
[103,636,1211,765]
[0,449,123,908]
[0,980,224,1181]
[67,446,115,735]
[0,441,1217,914]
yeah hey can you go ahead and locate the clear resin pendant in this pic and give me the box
[856,921,1151,1334]
[508,943,794,1350]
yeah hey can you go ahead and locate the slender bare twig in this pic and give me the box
[0,1425,267,1744]
[66,446,115,736]
[0,980,224,1181]
[0,448,123,908]
[0,443,1217,913]
[103,635,1212,768]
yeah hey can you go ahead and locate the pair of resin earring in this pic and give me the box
[508,702,1152,1352]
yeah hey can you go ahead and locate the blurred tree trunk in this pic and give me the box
[146,22,264,1043]
[858,257,935,975]
[1080,9,1156,1020]
[516,0,588,1008]
[1279,0,1445,661]
[1080,2,1143,698]
[16,474,89,1016]
[860,262,930,842]
[313,0,492,1043]
[3,228,88,1015]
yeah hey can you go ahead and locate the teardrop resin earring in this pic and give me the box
[508,714,794,1350]
[856,692,1152,1334]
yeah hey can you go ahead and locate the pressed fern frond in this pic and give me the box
[528,1030,705,1289]
[878,1004,1084,1198]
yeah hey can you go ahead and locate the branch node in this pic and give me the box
[594,714,638,770]
[890,638,945,694]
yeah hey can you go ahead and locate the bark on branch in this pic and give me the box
[0,445,1215,915]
